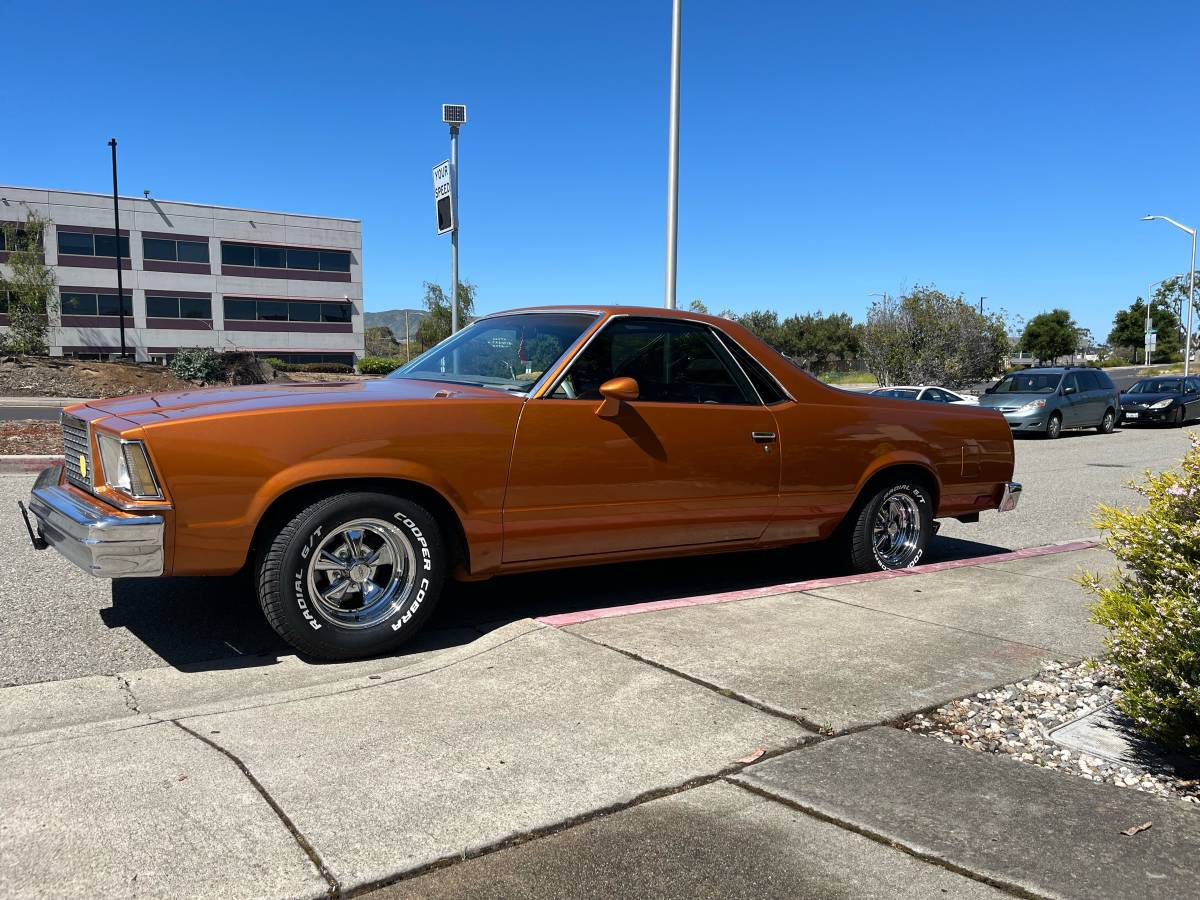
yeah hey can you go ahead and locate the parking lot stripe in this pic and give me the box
[536,540,1098,627]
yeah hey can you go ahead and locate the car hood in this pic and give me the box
[1121,392,1180,405]
[78,377,521,426]
[977,392,1054,408]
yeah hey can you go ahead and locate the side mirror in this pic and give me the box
[597,376,639,417]
[984,385,996,394]
[1062,385,1076,395]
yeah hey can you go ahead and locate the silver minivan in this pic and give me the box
[978,367,1120,438]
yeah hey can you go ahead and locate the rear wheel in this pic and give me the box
[1097,408,1115,434]
[846,480,934,572]
[256,491,446,660]
[1045,412,1063,439]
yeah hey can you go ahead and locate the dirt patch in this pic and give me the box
[0,357,194,398]
[0,420,61,455]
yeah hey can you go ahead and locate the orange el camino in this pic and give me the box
[20,306,1020,660]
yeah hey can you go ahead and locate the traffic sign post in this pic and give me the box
[438,104,467,337]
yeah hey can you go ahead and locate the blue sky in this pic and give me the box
[5,1,1198,340]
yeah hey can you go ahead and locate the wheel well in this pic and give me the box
[247,478,471,574]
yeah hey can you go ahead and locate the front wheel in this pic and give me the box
[256,492,446,660]
[1097,408,1115,434]
[846,480,934,572]
[1045,412,1063,439]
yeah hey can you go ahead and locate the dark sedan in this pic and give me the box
[1119,376,1200,426]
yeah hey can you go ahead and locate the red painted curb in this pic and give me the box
[0,455,63,474]
[536,540,1100,628]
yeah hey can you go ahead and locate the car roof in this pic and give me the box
[481,305,724,321]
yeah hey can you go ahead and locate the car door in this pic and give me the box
[502,317,781,563]
[1186,378,1200,419]
[1059,373,1085,426]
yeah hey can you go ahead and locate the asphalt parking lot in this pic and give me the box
[1,421,1195,689]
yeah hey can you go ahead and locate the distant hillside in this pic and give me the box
[364,308,427,341]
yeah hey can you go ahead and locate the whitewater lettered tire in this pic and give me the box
[846,479,934,572]
[256,491,445,660]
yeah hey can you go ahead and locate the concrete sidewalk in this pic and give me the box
[3,542,1196,898]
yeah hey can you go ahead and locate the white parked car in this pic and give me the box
[869,385,980,405]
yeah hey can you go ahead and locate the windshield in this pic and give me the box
[1127,379,1181,394]
[992,372,1061,394]
[390,313,596,392]
[873,388,919,400]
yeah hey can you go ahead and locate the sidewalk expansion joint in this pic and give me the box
[342,735,816,898]
[172,720,341,897]
[559,628,826,733]
[796,589,1061,657]
[726,777,1051,900]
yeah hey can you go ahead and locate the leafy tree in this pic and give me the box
[414,281,476,349]
[861,286,1009,388]
[364,324,402,357]
[1108,290,1184,361]
[0,212,57,355]
[777,311,861,371]
[688,299,709,314]
[735,310,784,348]
[1020,309,1078,364]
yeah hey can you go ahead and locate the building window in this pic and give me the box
[144,238,210,263]
[256,352,356,365]
[58,231,130,258]
[223,297,354,323]
[147,296,212,319]
[61,292,132,316]
[220,242,351,272]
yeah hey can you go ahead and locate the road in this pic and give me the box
[1,421,1195,688]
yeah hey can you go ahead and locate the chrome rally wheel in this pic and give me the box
[871,492,923,569]
[306,518,417,629]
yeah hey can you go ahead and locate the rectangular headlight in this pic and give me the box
[96,433,162,500]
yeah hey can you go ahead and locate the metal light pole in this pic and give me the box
[979,296,987,315]
[107,139,127,359]
[664,0,682,308]
[1143,215,1197,376]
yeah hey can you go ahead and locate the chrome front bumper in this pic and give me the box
[998,481,1022,513]
[22,466,165,577]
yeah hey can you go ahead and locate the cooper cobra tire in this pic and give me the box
[1045,412,1063,439]
[1097,408,1116,434]
[256,491,446,660]
[846,479,934,573]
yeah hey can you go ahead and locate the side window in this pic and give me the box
[551,318,754,404]
[714,330,787,404]
[1063,373,1081,394]
[1187,378,1200,395]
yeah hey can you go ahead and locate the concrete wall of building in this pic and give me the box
[0,185,364,362]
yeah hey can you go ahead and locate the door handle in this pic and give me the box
[751,432,776,443]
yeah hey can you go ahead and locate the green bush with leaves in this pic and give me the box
[262,356,288,371]
[1079,434,1200,751]
[358,356,405,375]
[169,348,224,383]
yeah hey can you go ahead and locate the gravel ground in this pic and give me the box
[905,660,1199,804]
[0,419,60,455]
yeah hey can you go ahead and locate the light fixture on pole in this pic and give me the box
[664,0,682,309]
[442,104,466,335]
[1142,215,1197,376]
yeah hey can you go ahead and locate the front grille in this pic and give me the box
[61,414,92,491]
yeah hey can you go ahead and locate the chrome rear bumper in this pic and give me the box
[23,466,164,577]
[998,481,1022,513]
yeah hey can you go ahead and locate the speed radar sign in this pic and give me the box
[432,160,453,235]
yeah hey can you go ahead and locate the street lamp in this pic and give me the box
[443,104,466,335]
[1142,215,1197,376]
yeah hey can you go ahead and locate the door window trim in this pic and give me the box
[709,325,795,405]
[540,314,768,406]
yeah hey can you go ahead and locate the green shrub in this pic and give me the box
[288,362,354,374]
[358,356,405,375]
[262,356,288,372]
[1097,355,1129,368]
[1079,434,1200,751]
[169,347,223,383]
